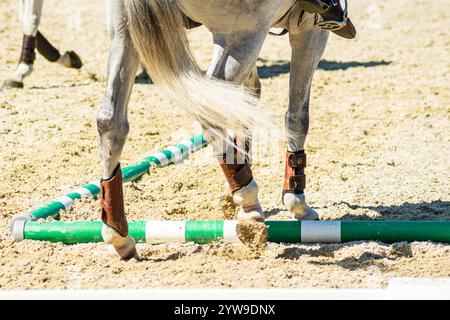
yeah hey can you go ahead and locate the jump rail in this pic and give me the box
[12,220,450,245]
[10,134,207,225]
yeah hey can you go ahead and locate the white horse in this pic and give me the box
[99,0,356,259]
[2,0,82,89]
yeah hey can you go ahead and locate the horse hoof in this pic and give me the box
[292,206,319,221]
[102,224,139,260]
[65,51,83,69]
[283,192,320,220]
[1,79,24,90]
[135,69,153,84]
[114,236,139,261]
[117,242,140,261]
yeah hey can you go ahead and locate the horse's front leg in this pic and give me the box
[284,12,329,220]
[2,0,43,89]
[97,0,139,260]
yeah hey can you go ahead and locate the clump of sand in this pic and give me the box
[236,220,268,257]
[219,194,237,220]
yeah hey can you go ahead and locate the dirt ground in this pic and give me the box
[0,0,449,289]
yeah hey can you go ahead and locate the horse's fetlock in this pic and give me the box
[233,179,259,207]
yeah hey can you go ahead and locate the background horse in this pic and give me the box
[1,0,82,89]
[99,0,355,259]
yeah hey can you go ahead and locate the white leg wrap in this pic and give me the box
[283,192,319,221]
[12,63,33,82]
[233,179,264,222]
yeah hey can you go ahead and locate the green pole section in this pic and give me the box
[32,202,68,221]
[266,221,302,243]
[23,220,104,244]
[185,220,224,244]
[12,134,208,224]
[18,221,148,244]
[128,221,147,243]
[341,221,450,243]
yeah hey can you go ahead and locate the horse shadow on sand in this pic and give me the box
[274,243,414,272]
[271,200,449,270]
[257,58,392,79]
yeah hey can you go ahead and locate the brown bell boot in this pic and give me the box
[101,164,128,237]
[218,154,264,222]
[100,163,138,260]
[282,151,319,220]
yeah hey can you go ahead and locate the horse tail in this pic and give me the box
[124,0,273,145]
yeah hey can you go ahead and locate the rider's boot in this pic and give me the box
[298,0,356,39]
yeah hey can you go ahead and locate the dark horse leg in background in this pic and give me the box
[2,0,82,89]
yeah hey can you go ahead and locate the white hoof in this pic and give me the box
[233,179,265,222]
[292,206,319,221]
[237,206,264,222]
[283,192,319,221]
[102,224,139,260]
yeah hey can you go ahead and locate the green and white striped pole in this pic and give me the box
[11,134,207,225]
[12,220,450,245]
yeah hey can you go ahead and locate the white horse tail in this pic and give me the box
[124,0,273,143]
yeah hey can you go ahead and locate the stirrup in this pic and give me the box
[313,0,348,31]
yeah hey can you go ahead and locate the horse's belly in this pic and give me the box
[178,0,296,31]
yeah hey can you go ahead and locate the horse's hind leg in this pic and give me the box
[36,32,83,69]
[2,0,43,89]
[283,12,329,220]
[231,65,263,221]
[206,34,266,222]
[97,0,139,259]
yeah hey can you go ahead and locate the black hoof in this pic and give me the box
[66,51,83,69]
[135,70,153,84]
[1,79,24,90]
